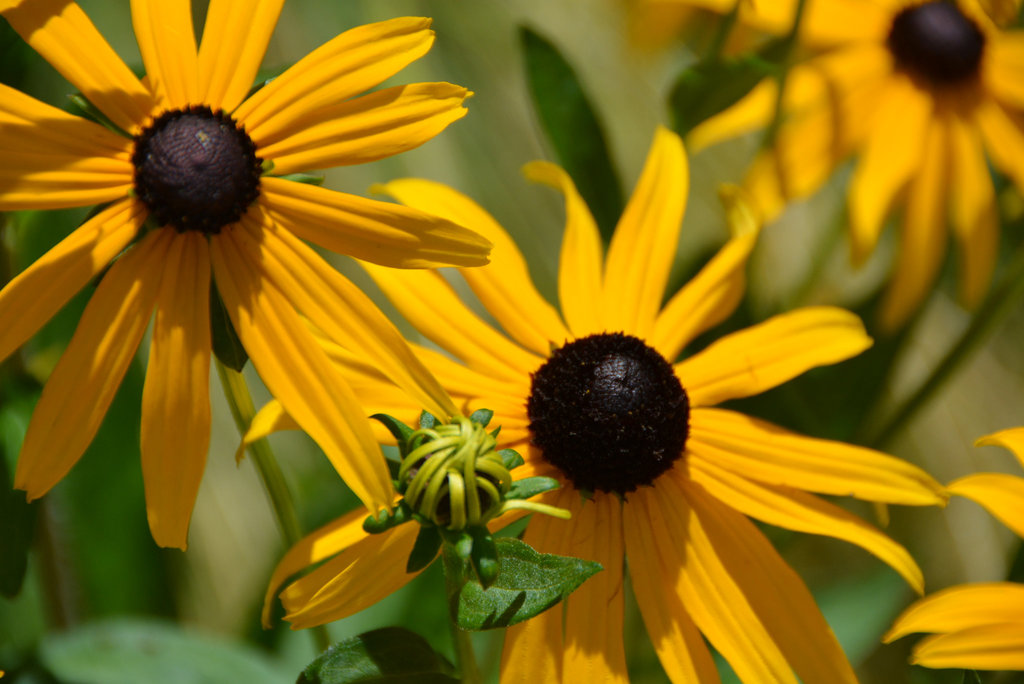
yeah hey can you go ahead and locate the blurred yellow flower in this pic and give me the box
[0,0,489,548]
[692,0,1024,330]
[885,427,1024,670]
[262,128,946,682]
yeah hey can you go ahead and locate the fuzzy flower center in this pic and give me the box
[132,106,263,234]
[887,1,984,86]
[527,333,690,494]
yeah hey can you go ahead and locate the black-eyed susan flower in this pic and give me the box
[0,0,491,549]
[259,127,946,682]
[885,427,1024,671]
[691,0,1024,330]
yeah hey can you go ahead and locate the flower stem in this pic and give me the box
[705,0,740,62]
[441,545,482,684]
[865,239,1024,449]
[214,359,331,653]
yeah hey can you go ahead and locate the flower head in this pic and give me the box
[0,0,491,548]
[263,127,947,682]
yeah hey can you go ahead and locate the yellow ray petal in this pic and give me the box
[280,517,422,629]
[377,177,569,354]
[235,17,435,140]
[652,186,761,361]
[976,426,1024,470]
[688,408,946,504]
[623,489,722,684]
[0,199,145,366]
[878,116,948,332]
[975,98,1024,198]
[885,582,1024,642]
[258,83,469,177]
[562,493,628,682]
[676,307,871,407]
[140,231,211,549]
[688,78,777,154]
[412,345,529,408]
[798,0,892,45]
[209,230,393,513]
[691,458,924,592]
[947,473,1024,539]
[848,75,932,263]
[14,228,171,499]
[1,0,156,134]
[523,161,604,339]
[233,210,456,419]
[986,33,1024,109]
[196,0,284,112]
[603,127,689,340]
[947,112,998,310]
[500,489,572,683]
[362,262,544,383]
[678,477,859,684]
[0,82,133,210]
[236,398,299,464]
[910,624,1024,670]
[130,0,197,108]
[260,178,490,269]
[630,482,797,683]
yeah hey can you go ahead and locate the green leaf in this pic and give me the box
[499,449,524,470]
[370,414,415,449]
[407,526,442,573]
[468,527,499,589]
[0,382,38,598]
[520,26,623,241]
[298,627,458,684]
[468,408,493,428]
[443,537,602,630]
[67,93,131,138]
[39,618,290,684]
[274,172,326,186]
[418,412,437,430]
[506,476,561,501]
[210,281,248,372]
[668,53,774,136]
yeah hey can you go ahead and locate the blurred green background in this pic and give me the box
[2,1,1024,682]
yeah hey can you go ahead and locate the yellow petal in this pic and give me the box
[623,489,722,683]
[140,231,211,549]
[377,177,569,354]
[976,426,1024,469]
[562,493,629,682]
[603,127,689,340]
[948,112,998,310]
[652,185,761,361]
[0,82,133,210]
[1,0,156,133]
[237,399,299,464]
[258,83,469,176]
[878,116,948,332]
[196,0,284,112]
[233,209,456,419]
[280,517,422,629]
[679,477,859,684]
[130,0,197,108]
[676,307,872,407]
[362,263,544,384]
[691,458,924,593]
[260,177,490,269]
[0,199,145,366]
[947,473,1024,539]
[975,98,1024,199]
[209,229,393,513]
[688,78,777,154]
[688,408,946,505]
[885,582,1024,642]
[910,624,1024,670]
[523,161,604,339]
[14,228,171,499]
[235,17,435,141]
[848,75,932,263]
[986,33,1024,109]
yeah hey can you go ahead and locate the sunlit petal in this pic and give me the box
[130,0,197,107]
[976,426,1024,469]
[947,473,1024,539]
[885,582,1024,642]
[910,624,1024,670]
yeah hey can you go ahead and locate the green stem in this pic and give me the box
[441,545,482,684]
[214,359,331,653]
[865,240,1024,449]
[705,0,741,62]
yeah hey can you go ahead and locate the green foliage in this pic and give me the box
[0,380,38,598]
[442,537,602,631]
[297,627,458,684]
[669,53,775,137]
[520,26,624,241]
[209,282,249,372]
[506,476,560,501]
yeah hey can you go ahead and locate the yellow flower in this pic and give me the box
[692,0,1024,330]
[885,427,1024,671]
[262,128,946,682]
[0,0,490,549]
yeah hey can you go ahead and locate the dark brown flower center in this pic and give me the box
[132,106,263,234]
[887,2,984,86]
[527,333,689,494]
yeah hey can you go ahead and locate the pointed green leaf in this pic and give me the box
[443,537,602,630]
[669,53,775,136]
[407,526,442,574]
[298,627,458,684]
[370,414,415,449]
[210,281,248,372]
[520,26,623,241]
[274,173,325,186]
[499,449,524,470]
[506,476,561,501]
[418,412,437,430]
[468,408,493,428]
